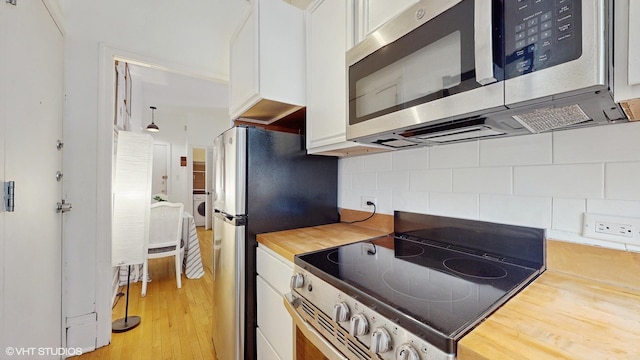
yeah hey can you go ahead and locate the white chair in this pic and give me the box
[141,202,184,297]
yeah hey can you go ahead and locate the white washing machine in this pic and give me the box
[193,194,207,226]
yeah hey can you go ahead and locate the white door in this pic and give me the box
[205,146,214,230]
[152,143,169,198]
[0,0,65,357]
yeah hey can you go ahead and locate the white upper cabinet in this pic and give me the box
[354,0,419,44]
[305,0,389,156]
[614,0,640,120]
[229,0,305,123]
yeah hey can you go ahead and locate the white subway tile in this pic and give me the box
[587,199,640,217]
[429,192,479,219]
[453,167,512,194]
[480,133,552,166]
[363,152,392,172]
[514,164,603,198]
[546,230,627,250]
[338,156,364,174]
[352,172,377,191]
[551,198,586,233]
[409,169,452,192]
[479,194,552,228]
[429,141,479,168]
[378,171,410,191]
[392,147,429,171]
[554,122,640,164]
[605,162,640,200]
[392,190,429,214]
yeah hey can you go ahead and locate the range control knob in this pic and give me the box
[332,302,350,322]
[349,313,369,336]
[396,344,420,360]
[370,327,392,354]
[290,273,304,289]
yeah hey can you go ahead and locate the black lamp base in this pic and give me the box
[112,316,141,333]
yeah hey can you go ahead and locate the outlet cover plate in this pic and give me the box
[583,213,640,245]
[360,196,377,209]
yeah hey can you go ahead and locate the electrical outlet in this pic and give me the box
[583,213,640,245]
[360,196,377,209]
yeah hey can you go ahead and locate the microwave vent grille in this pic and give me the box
[512,104,592,133]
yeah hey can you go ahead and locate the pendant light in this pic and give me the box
[146,106,159,132]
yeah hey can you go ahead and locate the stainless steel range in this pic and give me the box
[287,211,545,359]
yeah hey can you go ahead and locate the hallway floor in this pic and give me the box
[72,227,216,360]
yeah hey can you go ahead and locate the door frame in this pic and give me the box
[97,44,228,346]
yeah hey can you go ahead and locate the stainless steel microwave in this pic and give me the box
[346,0,627,148]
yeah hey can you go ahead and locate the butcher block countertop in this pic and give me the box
[257,215,640,360]
[257,222,390,263]
[458,240,640,360]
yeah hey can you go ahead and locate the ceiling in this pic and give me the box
[129,64,230,112]
[125,0,312,117]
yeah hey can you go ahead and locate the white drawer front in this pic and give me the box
[256,245,294,295]
[257,275,293,360]
[257,327,281,360]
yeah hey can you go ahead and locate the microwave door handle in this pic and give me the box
[474,0,497,85]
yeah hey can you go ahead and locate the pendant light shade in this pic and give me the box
[146,106,159,132]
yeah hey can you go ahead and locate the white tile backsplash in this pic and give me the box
[429,192,478,219]
[514,164,603,198]
[453,167,512,194]
[409,169,452,192]
[363,152,392,172]
[552,198,586,233]
[338,124,640,251]
[553,122,640,164]
[480,133,552,166]
[587,198,640,216]
[479,194,552,229]
[605,162,640,200]
[392,190,429,214]
[392,147,429,171]
[429,141,478,168]
[378,170,410,191]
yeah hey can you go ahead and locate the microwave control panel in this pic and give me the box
[504,0,582,79]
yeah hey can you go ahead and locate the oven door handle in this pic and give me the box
[283,293,349,360]
[474,0,497,85]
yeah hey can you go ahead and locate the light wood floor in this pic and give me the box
[71,227,216,360]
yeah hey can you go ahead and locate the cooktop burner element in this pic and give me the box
[443,258,508,279]
[293,211,546,357]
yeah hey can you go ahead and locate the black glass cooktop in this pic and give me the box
[295,212,546,352]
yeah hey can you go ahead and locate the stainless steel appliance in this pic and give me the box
[287,211,545,359]
[211,126,338,360]
[346,0,627,148]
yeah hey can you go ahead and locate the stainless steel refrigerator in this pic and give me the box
[211,126,338,360]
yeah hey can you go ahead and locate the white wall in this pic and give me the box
[148,107,230,212]
[61,0,248,348]
[339,122,640,252]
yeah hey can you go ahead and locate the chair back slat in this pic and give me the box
[149,202,184,249]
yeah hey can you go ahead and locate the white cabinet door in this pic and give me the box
[257,276,292,360]
[229,0,306,122]
[614,0,640,120]
[257,328,282,360]
[0,0,64,355]
[256,245,294,360]
[230,9,258,117]
[356,0,419,43]
[306,0,389,156]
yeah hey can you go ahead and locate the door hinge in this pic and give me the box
[6,0,17,5]
[3,181,15,212]
[56,199,72,213]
